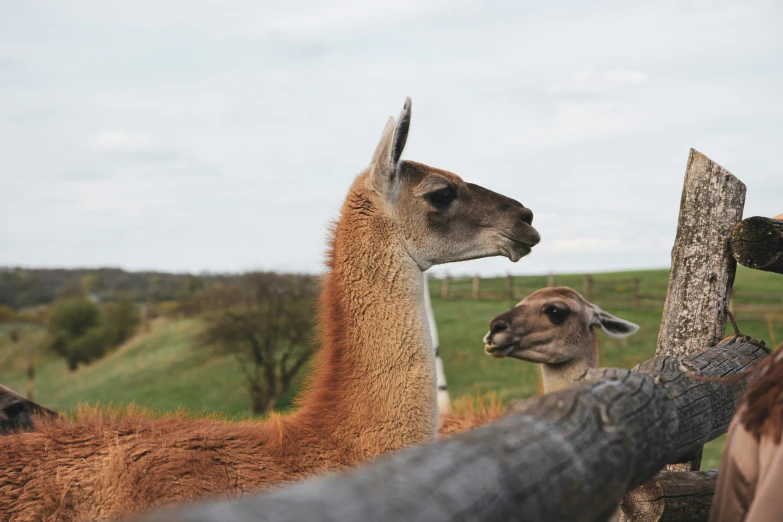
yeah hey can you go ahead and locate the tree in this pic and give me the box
[199,273,317,414]
[101,299,140,347]
[0,304,17,323]
[47,298,102,371]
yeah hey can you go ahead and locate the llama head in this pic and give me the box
[367,98,540,270]
[483,287,639,365]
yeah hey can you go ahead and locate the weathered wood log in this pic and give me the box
[620,471,718,522]
[657,149,746,359]
[136,337,768,522]
[656,149,745,472]
[0,384,57,434]
[730,216,783,275]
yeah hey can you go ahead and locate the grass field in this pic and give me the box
[1,265,782,469]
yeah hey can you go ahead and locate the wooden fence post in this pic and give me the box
[25,344,34,402]
[657,149,746,358]
[506,274,514,301]
[655,149,746,472]
[441,275,450,300]
[472,275,480,300]
[630,277,640,310]
[547,273,556,288]
[766,315,777,347]
[583,274,593,301]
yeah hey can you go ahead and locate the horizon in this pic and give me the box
[0,264,682,278]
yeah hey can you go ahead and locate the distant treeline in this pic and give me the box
[0,267,236,310]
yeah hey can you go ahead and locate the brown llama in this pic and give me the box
[0,98,540,522]
[439,287,638,437]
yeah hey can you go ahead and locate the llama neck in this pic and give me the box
[540,337,599,393]
[295,176,437,457]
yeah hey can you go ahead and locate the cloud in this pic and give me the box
[83,131,221,178]
[90,130,150,152]
[604,69,648,85]
[1,0,781,274]
[551,238,620,253]
[254,0,460,40]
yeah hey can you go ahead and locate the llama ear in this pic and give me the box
[370,97,411,197]
[589,307,639,339]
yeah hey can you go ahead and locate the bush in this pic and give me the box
[68,327,109,368]
[156,301,180,318]
[47,297,102,371]
[0,304,17,323]
[101,299,139,347]
[45,298,142,370]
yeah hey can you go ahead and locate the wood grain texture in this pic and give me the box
[730,216,783,275]
[620,471,717,522]
[135,338,768,522]
[657,149,746,359]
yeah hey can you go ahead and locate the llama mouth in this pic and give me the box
[499,233,541,263]
[484,342,519,358]
[499,235,534,262]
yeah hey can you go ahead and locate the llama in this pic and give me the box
[484,287,639,391]
[439,287,638,437]
[0,98,540,522]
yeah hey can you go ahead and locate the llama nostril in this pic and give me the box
[518,207,534,225]
[489,318,509,338]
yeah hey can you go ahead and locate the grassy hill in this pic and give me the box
[0,320,305,419]
[1,265,781,468]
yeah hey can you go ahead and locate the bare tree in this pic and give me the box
[199,273,317,414]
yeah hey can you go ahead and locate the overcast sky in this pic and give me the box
[1,1,781,277]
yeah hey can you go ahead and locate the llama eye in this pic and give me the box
[426,187,457,209]
[544,305,570,325]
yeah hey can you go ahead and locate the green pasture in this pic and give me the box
[1,265,782,469]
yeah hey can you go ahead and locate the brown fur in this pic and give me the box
[0,100,539,521]
[437,393,505,438]
[740,343,783,443]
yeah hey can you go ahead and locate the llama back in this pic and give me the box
[0,407,335,521]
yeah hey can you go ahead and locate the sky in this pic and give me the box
[1,1,781,277]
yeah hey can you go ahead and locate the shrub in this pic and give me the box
[101,299,139,347]
[0,304,17,323]
[68,327,110,368]
[47,297,102,371]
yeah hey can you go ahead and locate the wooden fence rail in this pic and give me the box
[137,337,768,522]
[620,470,718,522]
[730,216,783,275]
[433,275,783,315]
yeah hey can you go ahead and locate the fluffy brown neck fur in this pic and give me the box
[540,336,599,393]
[292,172,437,455]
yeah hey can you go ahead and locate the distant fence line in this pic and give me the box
[432,274,783,315]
